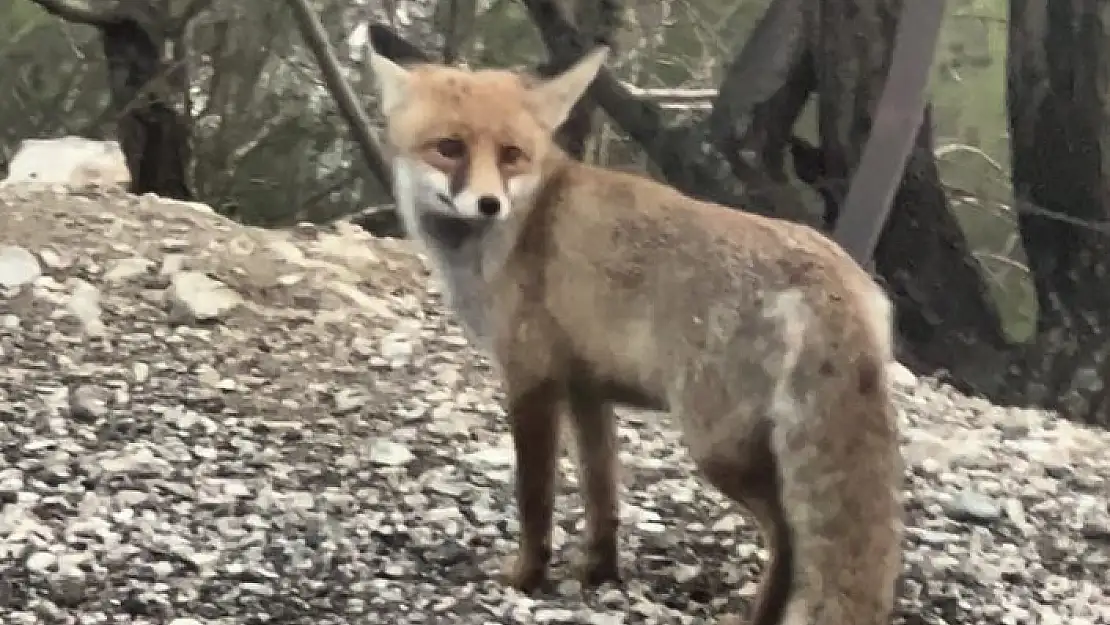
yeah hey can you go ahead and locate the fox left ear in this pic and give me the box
[530,46,609,129]
[368,42,412,114]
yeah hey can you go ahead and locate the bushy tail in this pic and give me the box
[762,287,902,625]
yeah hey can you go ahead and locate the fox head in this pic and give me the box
[367,44,608,221]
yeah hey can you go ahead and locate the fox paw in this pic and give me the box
[579,553,621,587]
[499,554,547,594]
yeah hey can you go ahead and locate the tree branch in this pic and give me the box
[168,0,214,35]
[519,0,762,211]
[367,23,429,65]
[535,0,621,158]
[707,0,808,154]
[705,0,816,218]
[283,0,391,190]
[25,0,116,27]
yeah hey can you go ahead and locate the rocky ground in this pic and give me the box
[0,185,1107,625]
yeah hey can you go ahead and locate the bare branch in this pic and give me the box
[707,0,807,141]
[706,0,814,191]
[25,0,116,27]
[367,24,429,65]
[519,0,792,214]
[622,85,716,101]
[283,0,391,190]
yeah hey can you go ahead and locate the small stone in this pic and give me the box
[104,257,153,282]
[0,245,42,289]
[333,388,367,413]
[196,365,221,388]
[166,271,243,322]
[381,337,413,360]
[70,385,109,421]
[463,447,514,468]
[161,238,190,252]
[132,362,150,384]
[674,563,701,583]
[946,489,1001,523]
[351,336,375,358]
[38,248,69,270]
[535,608,576,623]
[369,440,414,466]
[888,361,917,387]
[66,278,105,335]
[26,551,56,573]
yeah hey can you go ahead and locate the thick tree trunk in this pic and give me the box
[808,0,1010,389]
[28,0,197,200]
[535,0,621,159]
[1006,0,1110,427]
[101,7,193,200]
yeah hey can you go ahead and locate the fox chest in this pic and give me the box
[408,211,514,354]
[424,248,499,352]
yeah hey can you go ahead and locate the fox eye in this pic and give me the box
[435,138,466,159]
[500,145,525,165]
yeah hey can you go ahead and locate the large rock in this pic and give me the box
[1,136,130,190]
[0,245,42,289]
[165,270,243,323]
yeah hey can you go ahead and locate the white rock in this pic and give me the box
[25,551,56,573]
[0,245,42,289]
[463,447,515,468]
[66,278,106,336]
[166,271,243,322]
[369,440,415,466]
[104,257,154,283]
[888,361,917,387]
[1,135,129,189]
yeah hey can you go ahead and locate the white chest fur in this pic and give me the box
[391,159,503,351]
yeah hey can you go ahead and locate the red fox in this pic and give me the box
[367,44,903,625]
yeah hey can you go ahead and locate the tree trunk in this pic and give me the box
[101,5,193,200]
[808,0,1010,389]
[1006,0,1110,427]
[535,0,621,159]
[27,0,198,200]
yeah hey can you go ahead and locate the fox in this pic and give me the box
[366,42,904,625]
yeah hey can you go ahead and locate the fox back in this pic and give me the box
[369,44,903,625]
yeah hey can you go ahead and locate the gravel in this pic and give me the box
[0,185,1108,625]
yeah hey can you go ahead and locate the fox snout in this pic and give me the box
[445,189,508,219]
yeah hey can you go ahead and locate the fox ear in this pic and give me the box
[368,43,412,113]
[530,46,609,129]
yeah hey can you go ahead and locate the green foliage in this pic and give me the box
[0,2,111,173]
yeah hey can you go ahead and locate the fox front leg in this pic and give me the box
[501,381,562,593]
[566,374,622,586]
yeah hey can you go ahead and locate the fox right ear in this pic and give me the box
[368,43,412,113]
[530,46,609,129]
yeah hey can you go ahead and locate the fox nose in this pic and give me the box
[477,195,502,217]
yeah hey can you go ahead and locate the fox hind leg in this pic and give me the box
[697,423,795,625]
